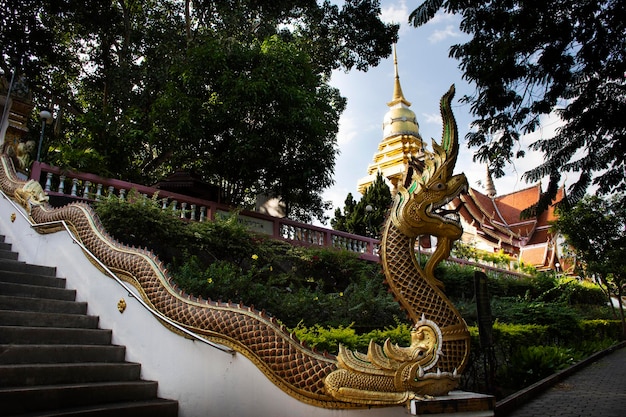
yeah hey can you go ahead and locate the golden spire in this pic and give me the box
[388,44,411,107]
[485,166,497,198]
[357,46,423,194]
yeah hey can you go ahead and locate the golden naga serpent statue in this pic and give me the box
[0,85,469,408]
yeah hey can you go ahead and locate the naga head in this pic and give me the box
[391,85,467,248]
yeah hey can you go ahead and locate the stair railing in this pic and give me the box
[1,189,235,354]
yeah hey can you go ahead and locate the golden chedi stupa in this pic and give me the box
[357,47,424,194]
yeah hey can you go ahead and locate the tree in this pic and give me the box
[409,0,626,212]
[331,172,392,238]
[1,0,398,222]
[552,194,626,338]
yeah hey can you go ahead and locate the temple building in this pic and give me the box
[450,169,567,272]
[358,52,565,273]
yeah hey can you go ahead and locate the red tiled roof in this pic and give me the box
[454,184,566,270]
[493,184,541,225]
[519,245,548,267]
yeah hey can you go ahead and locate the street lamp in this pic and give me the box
[365,204,374,237]
[36,108,52,162]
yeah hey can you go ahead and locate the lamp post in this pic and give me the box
[365,204,374,237]
[36,108,52,162]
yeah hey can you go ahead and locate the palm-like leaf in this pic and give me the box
[408,0,444,27]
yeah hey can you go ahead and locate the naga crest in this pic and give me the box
[391,84,468,281]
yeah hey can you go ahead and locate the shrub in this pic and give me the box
[491,299,581,343]
[537,277,607,305]
[94,190,190,263]
[291,322,412,355]
[499,345,582,389]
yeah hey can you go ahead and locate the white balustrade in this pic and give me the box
[58,175,66,194]
[83,181,91,199]
[45,172,52,191]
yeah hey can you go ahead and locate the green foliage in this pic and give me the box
[491,299,581,342]
[3,0,398,222]
[537,277,607,305]
[452,242,512,268]
[332,172,392,238]
[578,320,624,344]
[410,0,626,210]
[465,321,620,395]
[500,345,582,388]
[292,322,412,355]
[553,194,626,336]
[94,190,191,263]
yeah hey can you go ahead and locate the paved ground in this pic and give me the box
[504,345,626,417]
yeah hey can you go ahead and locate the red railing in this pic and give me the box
[28,162,531,279]
[29,162,380,262]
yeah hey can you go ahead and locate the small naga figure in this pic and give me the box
[14,179,49,214]
[324,85,471,405]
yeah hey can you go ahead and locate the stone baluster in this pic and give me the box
[180,202,187,219]
[58,175,66,194]
[95,184,103,200]
[70,178,79,196]
[44,172,53,192]
[190,204,197,221]
[161,198,168,210]
[200,206,206,222]
[171,200,178,214]
[119,189,126,201]
[108,186,114,198]
[83,181,91,199]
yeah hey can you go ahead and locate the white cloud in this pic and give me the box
[428,24,462,44]
[381,0,408,25]
[430,11,457,25]
[336,114,379,146]
[421,112,441,125]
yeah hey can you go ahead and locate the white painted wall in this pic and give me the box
[0,194,416,417]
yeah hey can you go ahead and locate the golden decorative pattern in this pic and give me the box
[0,86,469,409]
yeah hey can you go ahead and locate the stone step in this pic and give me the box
[0,326,112,345]
[0,258,56,276]
[0,281,76,301]
[0,398,179,417]
[0,310,99,329]
[0,248,18,260]
[0,362,142,387]
[0,381,164,416]
[0,344,126,365]
[0,234,178,415]
[0,270,67,288]
[0,295,87,315]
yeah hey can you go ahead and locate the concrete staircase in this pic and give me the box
[0,234,178,416]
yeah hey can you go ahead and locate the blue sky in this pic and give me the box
[322,0,559,220]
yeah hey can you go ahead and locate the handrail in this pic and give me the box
[29,161,381,261]
[27,162,531,278]
[0,190,235,355]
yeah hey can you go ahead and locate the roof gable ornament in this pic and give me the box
[484,166,497,198]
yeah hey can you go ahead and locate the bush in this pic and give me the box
[291,322,412,355]
[491,299,581,343]
[499,345,582,389]
[537,277,607,305]
[94,190,190,263]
